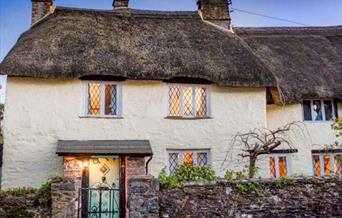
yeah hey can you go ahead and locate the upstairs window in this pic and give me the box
[168,84,210,118]
[303,99,336,121]
[83,81,121,117]
[312,152,342,176]
[269,154,291,178]
[167,149,210,174]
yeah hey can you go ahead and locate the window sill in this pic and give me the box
[79,116,124,119]
[303,120,334,124]
[165,116,212,120]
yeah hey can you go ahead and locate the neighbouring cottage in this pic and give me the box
[0,0,341,217]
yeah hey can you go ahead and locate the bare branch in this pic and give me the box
[223,121,306,178]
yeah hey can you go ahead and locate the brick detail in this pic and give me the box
[63,158,82,196]
[127,157,146,178]
[198,0,231,28]
[113,0,129,9]
[32,0,54,24]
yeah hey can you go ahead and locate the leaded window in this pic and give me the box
[269,154,290,178]
[197,152,208,166]
[312,152,342,176]
[303,99,337,121]
[84,81,121,117]
[167,150,210,174]
[168,153,179,174]
[168,84,209,118]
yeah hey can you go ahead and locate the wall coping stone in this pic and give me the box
[182,176,342,187]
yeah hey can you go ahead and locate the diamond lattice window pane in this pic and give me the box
[278,156,287,177]
[197,153,208,166]
[105,84,117,115]
[183,152,193,165]
[88,83,101,115]
[269,157,276,178]
[169,85,181,116]
[312,155,321,176]
[195,87,207,117]
[169,153,179,174]
[334,155,342,175]
[183,87,193,116]
[323,154,331,176]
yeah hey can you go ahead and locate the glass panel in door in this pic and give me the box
[88,158,120,218]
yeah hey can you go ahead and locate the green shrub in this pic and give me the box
[176,164,217,182]
[0,187,36,198]
[224,169,248,181]
[275,180,282,188]
[277,176,296,187]
[159,168,183,189]
[235,171,248,180]
[159,165,217,189]
[225,170,234,182]
[236,182,263,197]
[332,117,342,137]
[36,176,67,195]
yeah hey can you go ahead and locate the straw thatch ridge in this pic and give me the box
[0,7,275,88]
[235,26,342,103]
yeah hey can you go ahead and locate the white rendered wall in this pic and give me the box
[2,78,267,189]
[261,103,342,178]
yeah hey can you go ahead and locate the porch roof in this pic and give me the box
[56,140,153,156]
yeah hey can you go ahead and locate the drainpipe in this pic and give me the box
[145,155,153,174]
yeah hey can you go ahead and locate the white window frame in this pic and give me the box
[167,83,211,118]
[82,81,122,117]
[269,154,292,178]
[312,152,342,176]
[302,99,336,122]
[166,149,211,174]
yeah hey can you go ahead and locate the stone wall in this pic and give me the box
[0,177,76,218]
[128,176,342,218]
[128,176,159,218]
[159,177,342,218]
[0,190,48,217]
[51,178,76,218]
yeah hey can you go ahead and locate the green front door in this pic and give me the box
[87,157,120,218]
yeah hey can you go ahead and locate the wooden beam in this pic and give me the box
[119,156,127,218]
[81,161,89,218]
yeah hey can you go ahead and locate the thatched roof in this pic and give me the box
[235,26,342,104]
[0,7,275,88]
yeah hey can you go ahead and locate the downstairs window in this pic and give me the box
[167,149,210,174]
[268,150,297,178]
[269,154,290,178]
[312,152,342,176]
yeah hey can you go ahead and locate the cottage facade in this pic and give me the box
[0,0,341,217]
